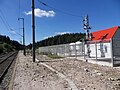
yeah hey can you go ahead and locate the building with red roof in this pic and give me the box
[85,26,120,66]
[91,26,119,42]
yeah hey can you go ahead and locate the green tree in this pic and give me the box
[27,32,85,49]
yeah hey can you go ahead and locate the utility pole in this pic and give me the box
[82,14,91,57]
[32,0,35,62]
[18,18,26,56]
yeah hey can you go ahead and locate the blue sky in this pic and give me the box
[0,0,120,45]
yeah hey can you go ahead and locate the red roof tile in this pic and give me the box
[91,26,119,42]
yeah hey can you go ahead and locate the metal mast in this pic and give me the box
[32,0,35,62]
[82,14,91,57]
[18,18,26,56]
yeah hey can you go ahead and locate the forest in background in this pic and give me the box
[27,33,85,49]
[0,35,23,54]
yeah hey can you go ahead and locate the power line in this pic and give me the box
[0,9,22,37]
[18,0,22,37]
[38,0,82,18]
[0,9,11,29]
[19,0,21,18]
[0,14,10,31]
[10,28,23,37]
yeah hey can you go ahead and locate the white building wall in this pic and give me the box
[104,43,111,58]
[85,42,111,58]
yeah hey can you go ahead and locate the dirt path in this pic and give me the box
[40,62,78,90]
[12,52,72,90]
[37,55,120,90]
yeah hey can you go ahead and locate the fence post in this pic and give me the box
[56,46,57,55]
[64,45,66,57]
[69,45,71,57]
[95,41,97,60]
[81,42,83,56]
[83,42,85,59]
[47,47,49,54]
[75,43,77,58]
[110,38,114,67]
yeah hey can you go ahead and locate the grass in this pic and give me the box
[47,54,63,59]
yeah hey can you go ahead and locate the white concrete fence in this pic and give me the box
[38,39,120,67]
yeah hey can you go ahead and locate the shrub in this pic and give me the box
[0,44,3,54]
[3,43,13,53]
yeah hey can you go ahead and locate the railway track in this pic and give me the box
[0,51,18,82]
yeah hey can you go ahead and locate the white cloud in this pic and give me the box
[25,8,55,17]
[10,31,16,34]
[55,32,71,35]
[43,32,71,39]
[43,36,53,39]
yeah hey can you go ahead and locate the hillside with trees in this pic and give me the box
[27,33,85,49]
[0,35,23,54]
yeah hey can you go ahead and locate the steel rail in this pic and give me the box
[0,51,18,82]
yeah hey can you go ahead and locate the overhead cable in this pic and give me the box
[0,9,22,37]
[38,0,82,18]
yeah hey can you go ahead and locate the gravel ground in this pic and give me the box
[0,55,17,90]
[12,52,71,90]
[37,55,120,90]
